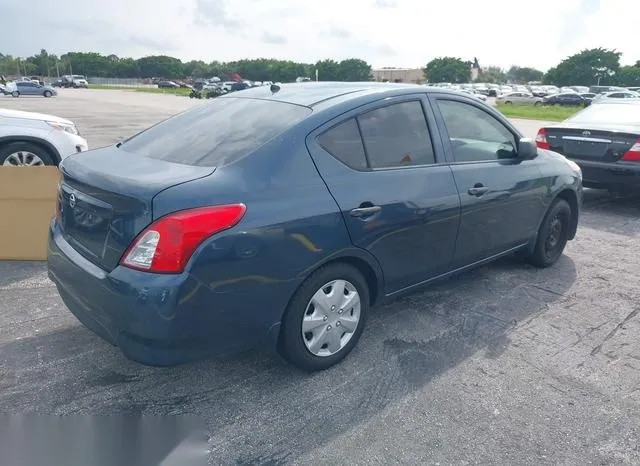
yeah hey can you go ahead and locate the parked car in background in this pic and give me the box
[0,108,88,166]
[592,90,640,103]
[496,92,543,106]
[529,86,548,97]
[536,100,640,194]
[543,93,586,106]
[498,85,514,96]
[579,93,597,106]
[588,85,623,94]
[62,75,88,88]
[487,84,500,97]
[157,80,180,89]
[10,81,58,98]
[569,86,590,94]
[458,88,487,101]
[47,82,582,371]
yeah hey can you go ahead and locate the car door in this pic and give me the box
[429,94,547,268]
[19,82,37,95]
[306,95,461,294]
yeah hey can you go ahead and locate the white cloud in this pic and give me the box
[2,0,639,71]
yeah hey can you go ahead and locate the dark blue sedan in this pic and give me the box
[47,82,582,371]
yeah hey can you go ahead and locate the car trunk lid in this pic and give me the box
[544,123,639,163]
[57,146,215,271]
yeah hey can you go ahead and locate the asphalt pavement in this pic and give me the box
[1,89,639,465]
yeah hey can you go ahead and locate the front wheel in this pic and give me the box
[279,263,369,372]
[11,91,19,97]
[44,90,52,97]
[0,141,56,166]
[528,199,571,268]
[534,101,542,106]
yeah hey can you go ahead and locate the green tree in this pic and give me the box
[135,55,184,78]
[0,54,23,76]
[184,60,211,78]
[505,66,544,84]
[338,59,372,81]
[25,49,58,76]
[424,57,471,83]
[315,59,342,81]
[478,66,505,83]
[617,65,640,87]
[543,48,621,86]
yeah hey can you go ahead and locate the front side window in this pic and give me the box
[436,99,517,163]
[357,101,436,168]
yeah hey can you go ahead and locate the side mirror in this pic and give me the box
[518,137,538,159]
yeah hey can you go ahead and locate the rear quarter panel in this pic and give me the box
[151,129,370,344]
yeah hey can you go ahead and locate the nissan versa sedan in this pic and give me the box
[536,100,640,194]
[48,82,582,372]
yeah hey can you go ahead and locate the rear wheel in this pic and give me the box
[0,142,55,166]
[534,101,542,106]
[528,199,571,268]
[279,263,369,372]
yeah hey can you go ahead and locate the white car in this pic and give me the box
[0,109,88,166]
[458,88,487,101]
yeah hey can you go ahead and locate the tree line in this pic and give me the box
[424,48,640,87]
[0,50,373,83]
[3,47,640,87]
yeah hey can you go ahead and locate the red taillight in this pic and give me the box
[535,128,550,149]
[120,204,246,274]
[621,139,640,161]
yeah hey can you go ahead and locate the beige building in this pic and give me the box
[372,68,425,84]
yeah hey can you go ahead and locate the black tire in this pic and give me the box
[44,90,52,97]
[279,263,369,372]
[528,199,571,268]
[0,141,56,166]
[534,101,542,106]
[11,91,19,97]
[504,100,512,104]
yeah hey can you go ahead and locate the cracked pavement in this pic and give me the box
[1,90,639,465]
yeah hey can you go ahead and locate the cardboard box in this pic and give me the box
[0,166,60,260]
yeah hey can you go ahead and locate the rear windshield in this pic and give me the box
[567,103,640,126]
[120,97,312,166]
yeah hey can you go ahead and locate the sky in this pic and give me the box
[3,0,639,71]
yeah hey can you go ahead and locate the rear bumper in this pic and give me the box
[47,220,276,366]
[570,159,640,191]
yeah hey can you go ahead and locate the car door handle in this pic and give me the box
[349,206,381,217]
[468,185,489,196]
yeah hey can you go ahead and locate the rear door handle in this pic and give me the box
[467,185,489,196]
[349,206,381,218]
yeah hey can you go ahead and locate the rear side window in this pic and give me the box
[358,101,436,168]
[317,119,367,170]
[121,98,312,166]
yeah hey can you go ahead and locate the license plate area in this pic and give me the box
[562,136,609,159]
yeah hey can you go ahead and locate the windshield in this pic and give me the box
[566,103,640,125]
[120,97,312,166]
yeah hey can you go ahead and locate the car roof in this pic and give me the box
[221,81,439,108]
